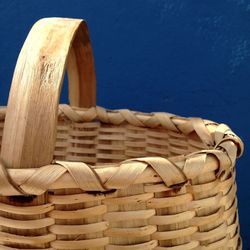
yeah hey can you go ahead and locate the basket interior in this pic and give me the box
[53,112,206,165]
[0,108,207,165]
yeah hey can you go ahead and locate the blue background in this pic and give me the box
[0,0,249,247]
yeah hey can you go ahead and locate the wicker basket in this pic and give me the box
[0,17,244,250]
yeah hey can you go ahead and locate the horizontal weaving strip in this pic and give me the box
[0,149,239,196]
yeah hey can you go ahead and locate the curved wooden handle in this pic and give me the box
[1,18,96,169]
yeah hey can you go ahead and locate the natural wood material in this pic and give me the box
[1,17,95,169]
[0,17,244,249]
[0,17,96,249]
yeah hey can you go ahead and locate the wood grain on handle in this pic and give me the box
[1,17,96,169]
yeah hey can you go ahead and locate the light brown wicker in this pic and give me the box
[0,17,244,250]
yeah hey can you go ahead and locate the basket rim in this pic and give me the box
[0,104,244,196]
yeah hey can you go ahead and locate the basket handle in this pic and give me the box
[1,18,96,169]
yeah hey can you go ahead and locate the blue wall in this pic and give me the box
[0,0,249,247]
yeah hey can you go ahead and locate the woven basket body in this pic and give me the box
[0,18,244,250]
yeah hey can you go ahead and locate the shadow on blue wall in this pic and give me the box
[0,0,249,247]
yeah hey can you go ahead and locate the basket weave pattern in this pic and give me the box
[0,105,244,249]
[0,17,244,249]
